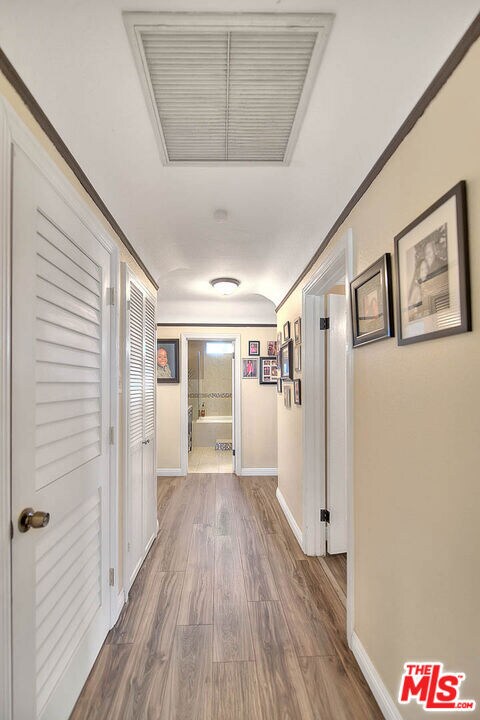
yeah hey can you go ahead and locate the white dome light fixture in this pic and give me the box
[210,277,240,295]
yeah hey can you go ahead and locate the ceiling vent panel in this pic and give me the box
[125,13,334,165]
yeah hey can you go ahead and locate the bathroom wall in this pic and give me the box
[188,340,233,418]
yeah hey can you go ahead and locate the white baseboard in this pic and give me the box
[351,633,403,720]
[156,467,183,476]
[113,590,125,626]
[239,467,278,476]
[275,487,304,550]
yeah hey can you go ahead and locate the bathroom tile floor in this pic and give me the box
[189,446,233,473]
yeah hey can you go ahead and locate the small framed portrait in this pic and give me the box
[279,340,293,380]
[394,181,470,345]
[294,379,301,405]
[350,254,394,347]
[277,378,283,394]
[284,383,292,408]
[157,339,179,383]
[283,321,291,341]
[294,317,301,345]
[259,357,278,385]
[294,345,302,372]
[267,340,277,357]
[248,340,260,356]
[242,357,259,379]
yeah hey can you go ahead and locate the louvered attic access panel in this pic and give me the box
[125,13,334,164]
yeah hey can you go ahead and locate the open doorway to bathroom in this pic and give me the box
[187,339,234,473]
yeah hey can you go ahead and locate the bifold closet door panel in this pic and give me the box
[143,296,157,550]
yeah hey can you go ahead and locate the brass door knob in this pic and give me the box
[18,508,50,533]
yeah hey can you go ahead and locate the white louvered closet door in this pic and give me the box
[125,271,157,592]
[11,147,112,720]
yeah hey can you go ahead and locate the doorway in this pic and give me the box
[302,230,355,641]
[180,333,241,475]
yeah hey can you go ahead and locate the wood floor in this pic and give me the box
[71,474,383,720]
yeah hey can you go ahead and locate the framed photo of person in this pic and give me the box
[284,383,292,408]
[157,339,179,383]
[294,317,301,345]
[294,379,301,405]
[267,340,277,357]
[394,181,470,345]
[350,254,394,347]
[279,340,293,380]
[248,340,260,356]
[242,357,259,379]
[283,321,291,341]
[259,357,278,384]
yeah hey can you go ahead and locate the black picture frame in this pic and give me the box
[277,378,283,394]
[157,339,180,383]
[259,356,278,385]
[283,321,291,341]
[394,181,470,345]
[279,340,293,380]
[248,340,260,356]
[294,379,301,405]
[350,254,394,347]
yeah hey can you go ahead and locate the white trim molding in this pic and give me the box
[180,332,242,476]
[351,633,404,720]
[239,467,278,477]
[276,487,304,550]
[157,467,184,477]
[114,591,126,626]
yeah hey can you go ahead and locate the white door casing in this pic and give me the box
[11,146,113,720]
[123,265,157,597]
[326,293,348,554]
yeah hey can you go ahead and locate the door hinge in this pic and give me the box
[10,521,14,539]
[107,287,115,306]
[109,568,115,586]
[109,426,115,445]
[232,448,236,457]
[320,509,330,523]
[320,317,330,330]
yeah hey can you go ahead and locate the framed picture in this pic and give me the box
[394,181,470,345]
[242,357,259,379]
[294,317,302,345]
[259,357,278,384]
[350,254,394,347]
[279,340,293,380]
[248,340,260,356]
[294,345,302,372]
[284,383,292,408]
[294,379,301,405]
[157,339,179,383]
[283,321,291,341]
[267,340,277,357]
[277,378,283,394]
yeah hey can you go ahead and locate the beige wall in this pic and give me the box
[157,326,278,471]
[277,39,480,717]
[0,71,156,594]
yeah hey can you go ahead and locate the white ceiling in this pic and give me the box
[0,0,478,323]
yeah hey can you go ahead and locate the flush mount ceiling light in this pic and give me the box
[124,12,333,165]
[210,277,240,295]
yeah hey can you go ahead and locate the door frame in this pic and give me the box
[122,263,158,599]
[180,333,242,475]
[0,97,120,720]
[301,229,355,643]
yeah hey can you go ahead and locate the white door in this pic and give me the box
[326,293,348,554]
[125,272,157,593]
[11,147,112,719]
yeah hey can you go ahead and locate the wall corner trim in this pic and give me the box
[275,486,304,550]
[156,467,184,477]
[351,633,404,720]
[239,467,278,477]
[113,590,125,627]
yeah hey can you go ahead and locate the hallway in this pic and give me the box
[71,474,382,719]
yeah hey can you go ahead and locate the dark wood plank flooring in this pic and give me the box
[323,551,348,598]
[70,474,382,720]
